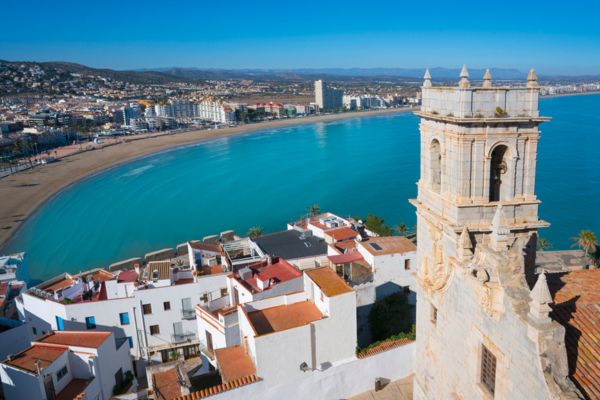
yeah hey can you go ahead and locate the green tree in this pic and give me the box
[247,226,263,239]
[307,204,321,217]
[364,214,393,236]
[571,230,598,264]
[536,237,552,251]
[368,292,412,342]
[395,223,409,236]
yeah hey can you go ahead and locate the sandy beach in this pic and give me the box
[0,107,411,248]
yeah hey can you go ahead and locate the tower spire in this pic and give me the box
[459,64,470,88]
[423,68,432,88]
[527,68,539,88]
[458,226,473,260]
[482,68,492,88]
[528,270,553,323]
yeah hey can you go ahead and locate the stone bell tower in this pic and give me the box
[409,67,572,400]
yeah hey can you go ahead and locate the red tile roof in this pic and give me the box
[4,344,67,373]
[189,242,221,253]
[247,300,323,335]
[328,252,364,264]
[305,267,353,297]
[236,258,301,293]
[152,368,185,400]
[174,375,261,400]
[37,331,112,349]
[547,269,600,400]
[357,338,413,359]
[117,270,138,283]
[215,346,256,384]
[325,227,358,241]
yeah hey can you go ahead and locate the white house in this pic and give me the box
[196,257,303,355]
[21,263,228,374]
[0,330,133,400]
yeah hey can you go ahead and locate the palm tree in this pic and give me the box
[247,226,263,239]
[396,223,408,236]
[571,230,598,264]
[536,237,552,251]
[307,204,321,217]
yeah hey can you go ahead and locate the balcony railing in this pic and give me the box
[181,308,196,320]
[171,331,197,344]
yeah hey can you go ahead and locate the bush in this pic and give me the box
[368,292,411,341]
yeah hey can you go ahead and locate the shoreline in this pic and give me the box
[0,107,410,249]
[540,90,600,99]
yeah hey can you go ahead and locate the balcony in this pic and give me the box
[181,308,196,320]
[171,331,197,344]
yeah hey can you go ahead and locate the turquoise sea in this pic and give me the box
[4,94,600,281]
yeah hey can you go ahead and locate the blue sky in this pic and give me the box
[1,0,599,75]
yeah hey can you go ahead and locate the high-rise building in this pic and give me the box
[314,80,343,112]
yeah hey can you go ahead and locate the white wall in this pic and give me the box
[208,342,415,400]
[0,322,31,360]
[0,364,44,400]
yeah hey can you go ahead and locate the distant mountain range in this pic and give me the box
[2,60,598,84]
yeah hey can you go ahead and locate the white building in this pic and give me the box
[20,263,228,372]
[195,98,236,124]
[0,330,133,400]
[196,257,303,354]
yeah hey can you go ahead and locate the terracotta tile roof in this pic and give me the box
[305,267,353,297]
[4,344,67,373]
[117,269,138,283]
[547,269,600,400]
[328,252,364,264]
[357,338,413,359]
[325,227,358,241]
[189,242,221,253]
[335,240,357,252]
[215,346,256,384]
[360,236,416,256]
[37,331,112,349]
[152,368,185,400]
[88,269,115,282]
[42,275,76,293]
[235,258,301,293]
[174,375,260,400]
[247,300,323,335]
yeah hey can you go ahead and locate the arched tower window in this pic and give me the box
[430,139,441,193]
[489,145,508,202]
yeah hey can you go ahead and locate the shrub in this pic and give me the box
[368,292,412,341]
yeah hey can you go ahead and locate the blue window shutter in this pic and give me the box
[119,312,130,325]
[85,316,96,329]
[127,336,133,348]
[56,316,64,331]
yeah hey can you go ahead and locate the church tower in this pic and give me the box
[410,68,579,399]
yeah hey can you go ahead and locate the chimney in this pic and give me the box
[35,359,42,375]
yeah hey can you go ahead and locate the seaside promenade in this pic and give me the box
[0,107,408,248]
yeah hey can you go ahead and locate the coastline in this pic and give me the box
[0,107,410,249]
[540,90,600,99]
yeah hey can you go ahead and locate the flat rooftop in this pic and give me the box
[360,236,416,256]
[5,344,67,373]
[215,346,256,384]
[254,229,327,260]
[305,267,353,297]
[247,300,323,335]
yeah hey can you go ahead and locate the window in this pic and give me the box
[220,288,228,297]
[56,365,68,381]
[369,243,383,251]
[163,301,171,311]
[430,305,437,324]
[142,303,152,315]
[85,316,96,330]
[404,259,411,270]
[150,325,160,335]
[430,139,442,193]
[55,316,65,331]
[481,345,497,395]
[119,312,130,325]
[127,336,133,348]
[489,145,508,202]
[200,293,208,303]
[32,327,37,336]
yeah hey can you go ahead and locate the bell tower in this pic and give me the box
[410,66,552,399]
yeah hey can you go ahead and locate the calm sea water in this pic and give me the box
[4,94,600,280]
